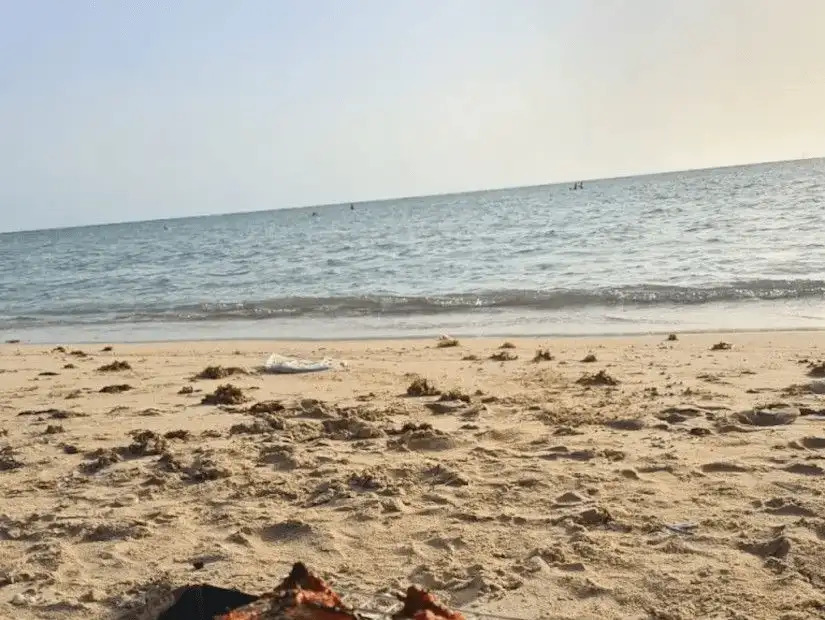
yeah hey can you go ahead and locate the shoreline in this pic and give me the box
[5,297,825,345]
[4,326,825,347]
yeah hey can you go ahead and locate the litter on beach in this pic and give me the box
[262,354,348,374]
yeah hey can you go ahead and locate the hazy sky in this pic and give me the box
[2,0,824,231]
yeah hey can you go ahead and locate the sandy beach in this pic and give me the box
[1,333,824,619]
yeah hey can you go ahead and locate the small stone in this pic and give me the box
[382,498,406,513]
[11,593,33,606]
[524,555,549,573]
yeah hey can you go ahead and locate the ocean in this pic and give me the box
[2,158,824,344]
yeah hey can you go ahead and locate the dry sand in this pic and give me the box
[1,333,825,619]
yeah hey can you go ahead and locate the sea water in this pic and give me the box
[2,158,824,343]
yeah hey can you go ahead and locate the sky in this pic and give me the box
[1,0,825,232]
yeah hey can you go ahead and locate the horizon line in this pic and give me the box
[3,154,822,235]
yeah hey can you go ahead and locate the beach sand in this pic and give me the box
[1,333,824,619]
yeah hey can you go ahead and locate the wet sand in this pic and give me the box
[1,333,824,619]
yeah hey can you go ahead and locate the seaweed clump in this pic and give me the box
[201,384,247,406]
[98,360,132,372]
[576,370,619,387]
[194,366,247,380]
[533,349,554,362]
[100,384,133,394]
[406,377,440,397]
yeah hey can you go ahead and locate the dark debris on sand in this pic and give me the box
[406,377,440,397]
[438,389,471,403]
[666,333,678,341]
[70,350,88,358]
[386,422,434,435]
[533,349,554,362]
[80,449,122,474]
[18,408,84,419]
[98,360,132,372]
[100,384,133,394]
[806,361,825,378]
[79,430,174,473]
[490,350,518,362]
[178,385,195,395]
[101,346,114,352]
[248,401,286,414]
[576,369,619,387]
[0,446,24,471]
[580,353,597,363]
[710,341,732,351]
[126,430,168,456]
[201,383,248,405]
[436,338,460,348]
[499,341,516,349]
[194,366,248,381]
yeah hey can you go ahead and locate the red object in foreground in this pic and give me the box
[393,586,466,620]
[216,563,353,619]
[214,563,464,620]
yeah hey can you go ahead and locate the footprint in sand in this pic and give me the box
[782,463,824,476]
[800,436,825,450]
[260,519,314,542]
[736,406,799,427]
[760,498,817,517]
[701,461,751,473]
[605,418,646,431]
